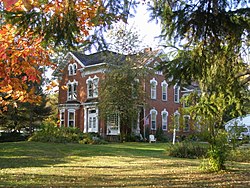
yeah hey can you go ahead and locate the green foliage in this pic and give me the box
[0,132,28,142]
[155,127,169,142]
[167,142,208,159]
[201,131,229,172]
[227,147,250,163]
[29,122,106,144]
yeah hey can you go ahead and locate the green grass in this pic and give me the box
[0,142,250,187]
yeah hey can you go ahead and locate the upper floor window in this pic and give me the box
[86,76,99,98]
[68,63,77,76]
[67,80,78,101]
[182,94,190,108]
[161,80,168,101]
[150,109,158,130]
[68,109,75,127]
[150,78,158,100]
[161,109,168,131]
[183,115,190,132]
[174,84,180,103]
[174,110,180,131]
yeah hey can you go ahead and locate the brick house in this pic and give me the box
[54,48,196,140]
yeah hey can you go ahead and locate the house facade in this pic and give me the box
[55,49,196,140]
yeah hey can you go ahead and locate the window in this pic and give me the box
[73,63,77,75]
[86,76,99,98]
[107,113,120,135]
[150,78,158,99]
[60,110,65,127]
[132,79,139,99]
[161,80,168,101]
[150,109,157,130]
[67,80,78,101]
[174,84,180,103]
[68,63,77,75]
[88,109,98,133]
[183,115,190,132]
[161,109,168,130]
[174,110,180,131]
[68,64,73,75]
[68,110,75,127]
[182,94,190,108]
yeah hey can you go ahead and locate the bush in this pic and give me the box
[167,141,208,159]
[227,148,250,162]
[29,123,107,144]
[0,131,28,142]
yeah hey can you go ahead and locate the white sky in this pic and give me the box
[127,3,162,50]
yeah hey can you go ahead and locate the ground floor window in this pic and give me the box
[107,113,120,135]
[68,110,75,127]
[60,110,65,127]
[88,109,98,133]
[183,115,190,132]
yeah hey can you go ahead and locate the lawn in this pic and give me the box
[0,142,250,187]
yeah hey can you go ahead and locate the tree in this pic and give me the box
[149,0,250,171]
[0,0,138,109]
[98,23,151,140]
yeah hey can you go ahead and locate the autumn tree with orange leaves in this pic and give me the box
[0,0,137,112]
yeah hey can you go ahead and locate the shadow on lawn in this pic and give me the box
[0,166,250,188]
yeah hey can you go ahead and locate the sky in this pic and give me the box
[127,3,162,50]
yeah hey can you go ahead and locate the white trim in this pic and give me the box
[150,109,158,130]
[150,78,158,100]
[59,109,65,128]
[68,109,76,128]
[161,109,168,131]
[161,80,168,101]
[174,84,180,103]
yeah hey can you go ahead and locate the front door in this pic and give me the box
[88,109,98,133]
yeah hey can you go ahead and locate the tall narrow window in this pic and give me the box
[87,76,99,98]
[68,64,73,75]
[174,84,180,103]
[93,77,99,98]
[67,84,72,100]
[150,109,157,130]
[174,110,180,131]
[150,78,157,99]
[161,109,168,130]
[67,80,78,101]
[68,110,75,127]
[73,63,77,75]
[161,81,168,101]
[60,110,65,127]
[183,115,190,132]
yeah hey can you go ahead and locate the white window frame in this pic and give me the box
[107,113,120,135]
[174,84,180,103]
[150,109,158,130]
[68,64,73,76]
[150,78,158,100]
[68,109,75,127]
[161,80,168,101]
[59,109,65,127]
[73,63,77,75]
[67,80,78,101]
[183,115,190,132]
[174,110,180,131]
[161,109,168,131]
[86,76,99,98]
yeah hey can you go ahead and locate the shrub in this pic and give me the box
[227,148,250,162]
[0,131,28,142]
[167,141,208,159]
[29,123,107,144]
